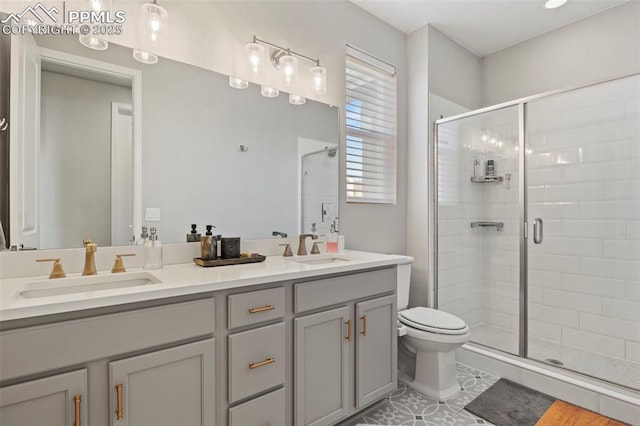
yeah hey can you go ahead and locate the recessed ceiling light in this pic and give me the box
[545,0,568,9]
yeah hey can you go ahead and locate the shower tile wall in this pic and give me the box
[526,75,640,363]
[437,106,520,334]
[301,151,339,235]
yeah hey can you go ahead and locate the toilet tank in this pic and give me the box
[396,256,414,311]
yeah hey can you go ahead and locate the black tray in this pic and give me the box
[193,254,266,267]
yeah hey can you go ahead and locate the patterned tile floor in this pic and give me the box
[339,363,499,426]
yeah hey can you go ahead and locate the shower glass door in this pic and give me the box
[525,74,640,390]
[436,105,521,355]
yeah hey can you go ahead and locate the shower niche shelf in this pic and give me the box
[471,221,504,231]
[470,176,504,183]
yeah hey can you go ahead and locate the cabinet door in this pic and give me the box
[356,295,397,408]
[109,338,215,426]
[0,369,87,426]
[295,306,350,426]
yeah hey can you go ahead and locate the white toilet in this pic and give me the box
[396,257,470,400]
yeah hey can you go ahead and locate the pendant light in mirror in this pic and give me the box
[229,76,249,89]
[133,49,158,64]
[79,0,111,50]
[261,86,279,98]
[289,94,306,105]
[133,0,168,64]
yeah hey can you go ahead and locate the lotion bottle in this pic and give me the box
[326,222,339,253]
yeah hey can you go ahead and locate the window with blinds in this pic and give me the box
[345,49,397,204]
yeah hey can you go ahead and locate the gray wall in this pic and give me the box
[39,71,131,249]
[482,1,640,106]
[407,25,482,307]
[428,26,483,111]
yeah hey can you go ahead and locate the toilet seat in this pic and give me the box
[399,307,469,335]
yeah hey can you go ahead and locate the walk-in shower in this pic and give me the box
[434,74,640,391]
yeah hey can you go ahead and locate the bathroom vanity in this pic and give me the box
[0,251,404,426]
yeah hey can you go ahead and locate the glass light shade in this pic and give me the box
[289,94,306,105]
[88,0,112,12]
[245,43,265,74]
[310,66,327,95]
[229,76,249,89]
[544,0,567,8]
[278,54,297,85]
[133,49,159,64]
[140,2,168,45]
[79,35,108,50]
[261,86,279,98]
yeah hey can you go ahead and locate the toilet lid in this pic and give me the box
[399,307,469,335]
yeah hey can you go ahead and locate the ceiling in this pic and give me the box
[349,0,630,56]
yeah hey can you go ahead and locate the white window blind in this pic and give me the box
[345,50,397,204]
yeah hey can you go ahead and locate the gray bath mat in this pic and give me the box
[464,378,555,426]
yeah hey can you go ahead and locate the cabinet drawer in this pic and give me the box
[228,322,286,403]
[294,267,395,313]
[229,387,286,426]
[228,287,285,329]
[0,298,216,382]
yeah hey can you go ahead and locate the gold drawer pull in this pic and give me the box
[345,319,352,342]
[249,357,275,369]
[115,383,124,420]
[74,395,81,426]
[248,304,275,314]
[360,315,368,336]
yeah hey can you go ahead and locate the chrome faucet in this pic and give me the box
[297,234,318,256]
[82,239,97,275]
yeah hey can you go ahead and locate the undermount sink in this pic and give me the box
[16,272,162,299]
[286,255,353,265]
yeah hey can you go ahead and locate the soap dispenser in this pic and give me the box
[136,226,148,246]
[186,224,201,243]
[200,225,217,261]
[143,227,163,269]
[327,222,339,253]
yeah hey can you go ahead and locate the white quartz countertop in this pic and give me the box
[0,251,410,322]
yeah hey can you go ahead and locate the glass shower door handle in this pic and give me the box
[533,218,543,244]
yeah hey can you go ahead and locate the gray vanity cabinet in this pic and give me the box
[294,306,351,426]
[293,266,397,426]
[355,295,397,408]
[0,369,88,426]
[109,338,216,426]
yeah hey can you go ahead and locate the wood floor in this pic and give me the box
[536,400,627,426]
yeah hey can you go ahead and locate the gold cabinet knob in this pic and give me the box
[112,254,136,273]
[36,258,66,279]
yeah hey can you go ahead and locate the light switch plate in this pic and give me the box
[145,207,160,221]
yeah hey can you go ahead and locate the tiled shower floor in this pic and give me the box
[471,324,640,391]
[339,363,499,426]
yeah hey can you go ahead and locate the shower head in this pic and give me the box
[327,147,337,157]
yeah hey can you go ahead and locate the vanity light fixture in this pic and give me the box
[289,94,306,105]
[79,0,111,50]
[248,36,327,95]
[133,49,159,64]
[261,86,279,98]
[544,0,568,8]
[229,76,249,89]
